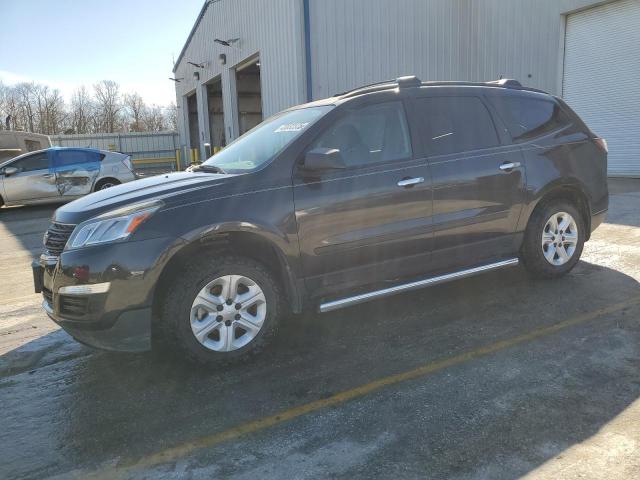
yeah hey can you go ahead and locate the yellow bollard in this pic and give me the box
[175,149,181,171]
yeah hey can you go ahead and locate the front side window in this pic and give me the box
[312,101,412,167]
[11,152,49,173]
[491,96,572,142]
[415,96,500,156]
[201,106,332,174]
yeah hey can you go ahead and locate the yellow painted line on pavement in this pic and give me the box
[90,295,640,478]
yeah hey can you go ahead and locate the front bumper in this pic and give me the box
[42,298,151,352]
[33,236,178,352]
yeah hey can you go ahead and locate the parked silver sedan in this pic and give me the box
[0,147,137,207]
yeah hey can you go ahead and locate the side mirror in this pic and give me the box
[3,166,18,177]
[303,148,346,171]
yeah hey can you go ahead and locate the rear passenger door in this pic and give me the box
[407,93,525,271]
[52,149,102,198]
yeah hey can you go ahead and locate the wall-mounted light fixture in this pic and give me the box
[193,71,200,81]
[214,38,239,47]
[218,53,226,65]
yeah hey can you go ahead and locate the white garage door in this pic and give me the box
[563,0,640,176]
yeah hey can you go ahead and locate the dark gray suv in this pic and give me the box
[33,76,608,364]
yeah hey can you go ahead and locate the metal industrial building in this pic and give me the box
[174,0,640,176]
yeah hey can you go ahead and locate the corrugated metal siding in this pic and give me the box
[174,0,616,155]
[174,0,306,150]
[563,0,640,176]
[50,132,179,160]
[309,0,572,99]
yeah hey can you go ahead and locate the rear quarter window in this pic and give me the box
[491,96,572,142]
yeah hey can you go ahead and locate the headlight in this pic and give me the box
[67,200,163,250]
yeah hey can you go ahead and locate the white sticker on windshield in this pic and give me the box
[275,122,310,133]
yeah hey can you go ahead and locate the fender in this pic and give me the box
[172,220,304,313]
[517,176,592,234]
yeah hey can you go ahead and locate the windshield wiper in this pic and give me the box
[192,164,226,174]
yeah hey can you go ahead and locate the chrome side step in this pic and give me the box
[319,258,519,313]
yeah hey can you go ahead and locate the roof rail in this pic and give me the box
[337,76,529,99]
[396,75,422,88]
[486,79,523,88]
[337,75,422,98]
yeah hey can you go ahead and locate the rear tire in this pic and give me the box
[160,255,283,365]
[94,178,120,191]
[521,200,585,279]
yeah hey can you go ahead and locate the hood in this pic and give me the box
[53,171,234,225]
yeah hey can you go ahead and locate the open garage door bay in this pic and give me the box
[563,0,640,177]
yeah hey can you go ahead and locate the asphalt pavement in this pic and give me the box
[1,180,640,479]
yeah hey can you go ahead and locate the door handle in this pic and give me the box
[42,173,55,179]
[397,177,425,187]
[499,162,521,171]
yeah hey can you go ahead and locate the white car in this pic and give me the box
[0,147,137,207]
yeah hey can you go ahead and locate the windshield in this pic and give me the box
[200,106,332,173]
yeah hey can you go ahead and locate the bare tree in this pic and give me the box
[93,80,121,133]
[2,86,21,130]
[0,78,176,134]
[34,85,66,134]
[123,92,146,132]
[69,86,93,134]
[165,102,178,131]
[14,83,37,132]
[0,81,6,130]
[142,105,167,132]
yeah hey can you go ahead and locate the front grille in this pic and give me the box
[44,222,75,256]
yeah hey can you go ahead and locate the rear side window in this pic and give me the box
[53,150,102,168]
[313,101,412,167]
[491,96,572,142]
[414,96,500,156]
[55,151,91,167]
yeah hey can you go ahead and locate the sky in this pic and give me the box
[0,0,204,106]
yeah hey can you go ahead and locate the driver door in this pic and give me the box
[293,100,433,299]
[2,151,59,203]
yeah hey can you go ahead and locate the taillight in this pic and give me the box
[594,138,608,153]
[121,156,133,170]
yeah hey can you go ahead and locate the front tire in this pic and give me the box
[521,200,585,279]
[160,255,283,365]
